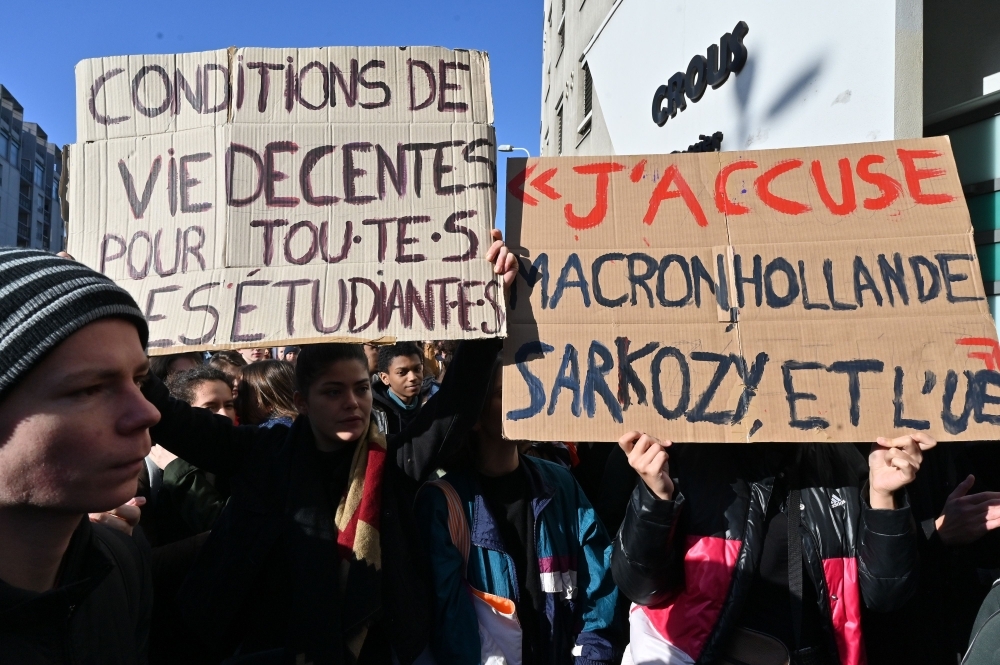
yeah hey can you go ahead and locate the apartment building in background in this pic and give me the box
[539,0,616,157]
[0,85,64,251]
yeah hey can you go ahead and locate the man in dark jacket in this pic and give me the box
[612,431,933,665]
[373,342,437,435]
[0,248,157,665]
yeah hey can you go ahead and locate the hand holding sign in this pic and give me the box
[868,433,936,509]
[485,229,518,288]
[934,475,1000,545]
[619,431,674,501]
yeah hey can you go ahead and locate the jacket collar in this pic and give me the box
[0,517,114,625]
[469,455,556,554]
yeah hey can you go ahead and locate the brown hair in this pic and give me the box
[208,350,247,388]
[149,352,203,381]
[295,343,368,393]
[235,359,298,425]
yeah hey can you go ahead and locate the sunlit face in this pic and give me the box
[295,359,372,450]
[379,354,424,403]
[239,348,270,363]
[190,379,236,422]
[0,319,160,513]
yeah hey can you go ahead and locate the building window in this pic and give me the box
[17,211,30,247]
[34,163,43,188]
[0,131,7,162]
[557,105,564,155]
[9,141,18,167]
[578,63,593,137]
[558,16,565,57]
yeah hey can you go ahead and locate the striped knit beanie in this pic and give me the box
[0,248,148,400]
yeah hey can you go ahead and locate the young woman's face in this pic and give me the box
[296,360,372,448]
[190,380,236,422]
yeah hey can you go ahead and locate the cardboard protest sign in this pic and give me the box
[503,138,1000,442]
[68,47,503,352]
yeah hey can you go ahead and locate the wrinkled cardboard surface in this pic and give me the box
[503,138,1000,442]
[69,47,503,352]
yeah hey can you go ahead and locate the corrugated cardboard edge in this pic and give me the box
[477,50,495,126]
[226,45,238,123]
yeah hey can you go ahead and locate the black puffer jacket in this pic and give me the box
[142,339,499,665]
[612,443,919,665]
[0,518,152,665]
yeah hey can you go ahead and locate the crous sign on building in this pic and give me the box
[652,21,749,127]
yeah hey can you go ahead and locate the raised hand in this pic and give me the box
[484,228,518,288]
[935,475,1000,545]
[619,431,674,501]
[869,433,936,509]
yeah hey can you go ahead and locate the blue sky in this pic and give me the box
[0,0,543,231]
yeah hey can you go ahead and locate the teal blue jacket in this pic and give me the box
[415,455,618,665]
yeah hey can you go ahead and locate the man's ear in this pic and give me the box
[293,390,308,415]
[378,372,389,384]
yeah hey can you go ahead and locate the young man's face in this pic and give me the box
[380,354,424,403]
[295,360,373,446]
[239,348,269,363]
[0,319,160,514]
[190,379,236,422]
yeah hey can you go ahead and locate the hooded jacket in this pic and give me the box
[0,518,152,665]
[417,455,619,665]
[612,443,919,665]
[141,338,500,665]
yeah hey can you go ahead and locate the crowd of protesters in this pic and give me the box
[2,233,1000,665]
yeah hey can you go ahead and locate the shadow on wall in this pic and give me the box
[731,54,826,150]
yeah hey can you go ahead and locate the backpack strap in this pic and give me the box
[426,479,470,569]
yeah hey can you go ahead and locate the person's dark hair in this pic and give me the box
[149,352,203,381]
[295,344,368,393]
[210,349,248,368]
[208,349,247,387]
[377,342,422,373]
[165,366,232,405]
[235,360,298,425]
